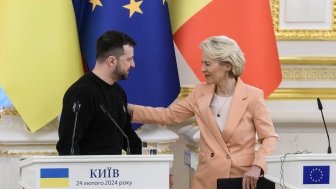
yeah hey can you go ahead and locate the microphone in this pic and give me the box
[72,100,81,112]
[100,104,130,155]
[317,98,332,154]
[71,101,81,155]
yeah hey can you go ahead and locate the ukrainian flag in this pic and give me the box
[40,168,69,188]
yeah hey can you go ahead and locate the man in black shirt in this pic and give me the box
[57,31,142,155]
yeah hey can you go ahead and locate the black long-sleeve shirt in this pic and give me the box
[56,72,142,155]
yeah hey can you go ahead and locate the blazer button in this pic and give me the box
[226,154,230,159]
[210,153,215,157]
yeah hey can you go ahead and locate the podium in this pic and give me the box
[265,153,336,189]
[19,155,173,189]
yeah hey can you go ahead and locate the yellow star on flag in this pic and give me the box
[89,0,103,11]
[123,0,143,17]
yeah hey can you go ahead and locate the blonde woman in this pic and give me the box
[129,35,278,189]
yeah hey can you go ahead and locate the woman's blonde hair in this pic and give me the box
[200,36,245,77]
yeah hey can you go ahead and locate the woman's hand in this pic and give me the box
[242,165,261,189]
[127,103,134,117]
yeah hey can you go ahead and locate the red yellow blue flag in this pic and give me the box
[170,0,281,97]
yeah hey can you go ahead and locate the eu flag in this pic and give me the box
[303,166,330,184]
[72,0,180,109]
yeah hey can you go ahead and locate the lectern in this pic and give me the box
[19,155,173,189]
[265,153,336,189]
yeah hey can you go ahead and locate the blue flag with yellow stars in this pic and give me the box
[303,165,330,184]
[72,0,180,113]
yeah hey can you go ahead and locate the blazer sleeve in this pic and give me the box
[132,88,197,125]
[251,90,278,172]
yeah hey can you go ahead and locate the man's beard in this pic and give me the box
[114,63,128,80]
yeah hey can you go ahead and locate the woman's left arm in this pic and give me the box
[252,90,278,172]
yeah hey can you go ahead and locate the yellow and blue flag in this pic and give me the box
[303,165,329,184]
[40,168,69,188]
[72,0,180,112]
[0,0,83,132]
[0,88,11,108]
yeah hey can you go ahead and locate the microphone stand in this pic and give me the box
[70,101,81,155]
[317,98,332,154]
[100,104,131,155]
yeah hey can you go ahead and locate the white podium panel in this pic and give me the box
[19,155,173,189]
[265,153,336,189]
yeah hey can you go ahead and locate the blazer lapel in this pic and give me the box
[222,78,248,142]
[197,84,230,154]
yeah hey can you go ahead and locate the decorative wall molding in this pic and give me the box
[281,57,336,80]
[0,149,57,156]
[271,0,336,40]
[0,108,18,122]
[269,88,336,99]
[280,57,336,65]
[282,67,336,80]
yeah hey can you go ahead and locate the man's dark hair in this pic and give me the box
[96,30,136,61]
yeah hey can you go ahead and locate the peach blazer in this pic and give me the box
[132,78,278,189]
